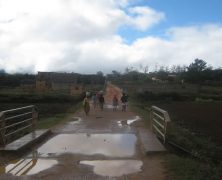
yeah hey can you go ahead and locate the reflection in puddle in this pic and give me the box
[127,116,141,125]
[37,134,137,157]
[26,159,57,175]
[104,104,119,109]
[80,160,143,177]
[68,117,82,125]
[0,158,57,176]
[104,104,113,109]
[117,116,141,127]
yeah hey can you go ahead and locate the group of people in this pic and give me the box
[92,91,105,110]
[112,93,128,112]
[83,91,129,115]
[83,91,105,115]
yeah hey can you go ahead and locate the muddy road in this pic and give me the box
[0,84,166,180]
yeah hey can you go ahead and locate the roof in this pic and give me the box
[37,72,78,83]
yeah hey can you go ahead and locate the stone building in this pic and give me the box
[36,72,84,95]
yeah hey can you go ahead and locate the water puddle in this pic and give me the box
[68,117,82,125]
[80,160,143,177]
[37,133,137,157]
[104,104,120,109]
[0,158,58,176]
[127,116,141,125]
[104,104,113,109]
[117,116,141,127]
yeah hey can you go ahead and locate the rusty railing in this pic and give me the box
[150,106,171,143]
[0,105,38,146]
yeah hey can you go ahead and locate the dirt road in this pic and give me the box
[0,83,166,180]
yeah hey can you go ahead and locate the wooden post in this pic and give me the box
[164,111,171,144]
[0,113,6,146]
[32,107,38,133]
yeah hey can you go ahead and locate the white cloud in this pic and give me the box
[127,6,165,31]
[0,0,222,74]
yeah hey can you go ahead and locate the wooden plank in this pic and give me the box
[5,112,32,121]
[1,105,34,114]
[0,129,50,151]
[152,106,167,114]
[3,118,32,130]
[153,124,165,138]
[139,129,166,154]
[153,118,164,129]
[153,112,165,121]
[5,124,32,137]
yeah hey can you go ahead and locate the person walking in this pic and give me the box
[92,93,97,110]
[99,93,105,111]
[121,93,128,112]
[112,95,118,111]
[83,92,90,115]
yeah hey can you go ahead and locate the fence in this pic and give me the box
[150,106,171,143]
[0,105,38,146]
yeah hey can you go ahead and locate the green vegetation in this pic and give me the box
[37,113,69,129]
[0,92,83,130]
[0,72,105,88]
[130,94,222,180]
[36,102,82,129]
[130,101,151,128]
[108,59,222,88]
[118,59,222,179]
[166,154,222,180]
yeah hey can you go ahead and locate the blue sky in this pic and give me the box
[139,0,222,24]
[0,0,222,74]
[119,0,222,43]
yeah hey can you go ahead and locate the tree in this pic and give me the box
[96,71,104,76]
[0,69,6,75]
[139,64,149,74]
[185,59,209,83]
[187,59,208,72]
[112,70,121,76]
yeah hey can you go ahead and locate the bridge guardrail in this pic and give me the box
[150,106,171,143]
[0,105,38,146]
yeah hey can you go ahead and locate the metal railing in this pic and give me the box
[0,105,38,146]
[150,106,171,143]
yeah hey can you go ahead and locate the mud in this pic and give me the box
[0,83,166,180]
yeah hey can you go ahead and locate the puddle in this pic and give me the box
[0,158,58,176]
[80,160,142,177]
[117,116,141,127]
[68,117,82,125]
[104,104,119,109]
[37,133,137,157]
[127,116,141,125]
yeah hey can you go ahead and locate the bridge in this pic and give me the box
[0,84,172,179]
[0,105,49,151]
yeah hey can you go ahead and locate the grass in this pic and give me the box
[0,92,83,130]
[130,102,151,128]
[130,96,222,180]
[36,113,68,129]
[36,102,82,129]
[165,154,222,180]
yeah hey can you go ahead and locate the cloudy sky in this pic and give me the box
[0,0,222,74]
